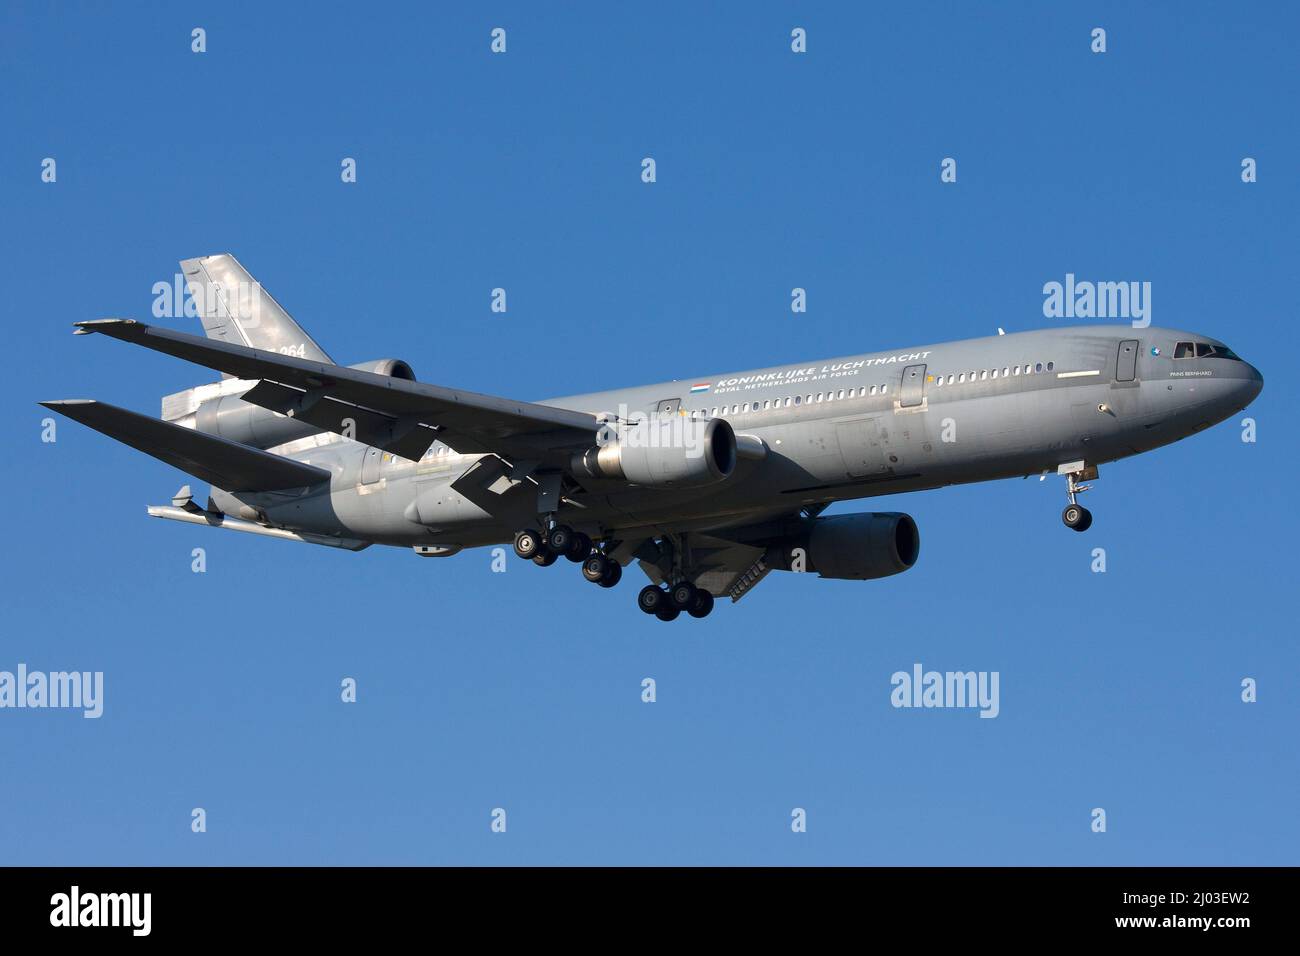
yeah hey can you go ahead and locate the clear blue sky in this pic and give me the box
[2,2,1295,865]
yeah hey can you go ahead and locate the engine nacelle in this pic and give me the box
[774,512,920,580]
[348,358,416,380]
[572,417,736,488]
[195,391,320,449]
[191,359,416,449]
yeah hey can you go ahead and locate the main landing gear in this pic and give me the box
[637,581,714,622]
[1061,467,1095,533]
[513,524,716,620]
[635,532,716,622]
[513,524,621,586]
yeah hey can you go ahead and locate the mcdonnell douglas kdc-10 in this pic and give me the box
[43,254,1263,620]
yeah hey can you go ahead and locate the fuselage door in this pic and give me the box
[361,445,382,484]
[655,398,681,417]
[1116,340,1138,382]
[900,364,927,408]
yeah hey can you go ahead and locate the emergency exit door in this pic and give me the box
[900,364,927,407]
[361,446,382,484]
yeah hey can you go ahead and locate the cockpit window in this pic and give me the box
[1202,343,1241,360]
[1173,341,1242,360]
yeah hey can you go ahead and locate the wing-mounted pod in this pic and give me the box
[571,417,736,488]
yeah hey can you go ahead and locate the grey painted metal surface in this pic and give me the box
[43,254,1264,608]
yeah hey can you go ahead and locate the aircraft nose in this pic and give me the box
[1243,362,1264,403]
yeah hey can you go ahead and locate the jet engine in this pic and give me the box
[187,358,416,449]
[346,358,416,380]
[770,512,920,580]
[572,417,736,488]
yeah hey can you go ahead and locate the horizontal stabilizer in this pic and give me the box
[40,400,329,492]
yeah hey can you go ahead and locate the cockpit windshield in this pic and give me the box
[1173,341,1242,361]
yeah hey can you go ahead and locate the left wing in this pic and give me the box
[73,319,601,463]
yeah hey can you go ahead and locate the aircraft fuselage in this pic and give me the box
[214,324,1262,549]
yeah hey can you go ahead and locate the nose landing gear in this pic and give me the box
[1060,466,1096,532]
[1062,503,1092,531]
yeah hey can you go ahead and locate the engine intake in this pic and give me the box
[572,417,736,488]
[348,358,416,380]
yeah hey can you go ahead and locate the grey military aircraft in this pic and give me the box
[43,254,1263,620]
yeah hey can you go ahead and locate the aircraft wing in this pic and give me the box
[72,319,601,461]
[40,399,329,492]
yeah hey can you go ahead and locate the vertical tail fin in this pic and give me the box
[179,253,334,364]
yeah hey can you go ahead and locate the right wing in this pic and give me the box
[73,319,602,463]
[40,400,329,492]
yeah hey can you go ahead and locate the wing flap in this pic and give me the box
[40,400,330,492]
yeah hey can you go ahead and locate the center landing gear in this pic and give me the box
[1060,467,1095,532]
[581,552,622,588]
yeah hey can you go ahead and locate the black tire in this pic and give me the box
[1062,505,1085,529]
[547,525,573,555]
[670,581,698,610]
[513,528,542,559]
[637,585,665,615]
[655,604,681,622]
[582,553,610,583]
[532,547,558,567]
[1074,508,1093,532]
[687,590,714,619]
[565,531,592,562]
[599,561,622,588]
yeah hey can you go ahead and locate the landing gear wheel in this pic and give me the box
[655,604,681,622]
[687,590,714,619]
[548,525,575,556]
[582,553,610,583]
[599,561,622,588]
[564,531,592,562]
[513,529,543,560]
[670,581,698,610]
[532,547,558,566]
[1062,504,1092,532]
[638,585,666,615]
